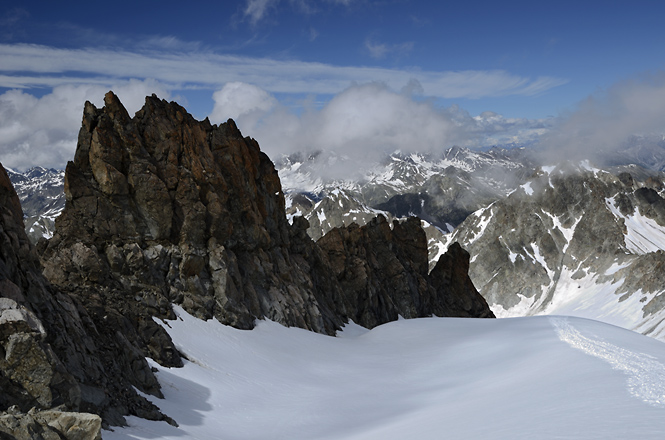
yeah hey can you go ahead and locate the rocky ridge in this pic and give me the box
[0,92,492,428]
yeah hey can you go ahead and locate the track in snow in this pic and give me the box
[551,316,665,407]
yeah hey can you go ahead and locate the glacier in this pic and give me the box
[105,307,665,439]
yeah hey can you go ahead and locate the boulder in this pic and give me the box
[0,407,101,440]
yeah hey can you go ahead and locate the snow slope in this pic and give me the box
[105,307,665,439]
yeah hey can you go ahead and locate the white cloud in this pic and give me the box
[307,27,319,42]
[244,0,280,24]
[0,79,170,170]
[220,82,548,179]
[539,73,665,162]
[365,39,414,60]
[0,43,566,99]
[242,0,356,24]
[0,76,550,173]
[209,82,277,123]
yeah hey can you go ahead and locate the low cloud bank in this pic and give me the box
[209,81,548,179]
[4,73,665,175]
[537,73,665,165]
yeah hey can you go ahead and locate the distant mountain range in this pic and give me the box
[276,146,665,341]
[6,166,64,243]
[443,162,665,339]
[9,133,665,341]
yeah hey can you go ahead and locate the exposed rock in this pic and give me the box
[430,242,495,318]
[442,164,665,339]
[42,92,345,336]
[0,162,170,426]
[317,215,494,328]
[0,165,80,413]
[2,92,494,428]
[0,407,101,440]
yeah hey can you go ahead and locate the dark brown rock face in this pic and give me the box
[0,164,86,412]
[32,92,492,424]
[429,242,496,318]
[42,92,345,336]
[318,216,494,328]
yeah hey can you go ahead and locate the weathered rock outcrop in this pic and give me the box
[0,406,101,440]
[41,92,346,336]
[318,216,493,327]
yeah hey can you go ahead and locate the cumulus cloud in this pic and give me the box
[0,77,550,174]
[213,81,547,179]
[209,82,278,124]
[538,73,665,164]
[0,79,170,170]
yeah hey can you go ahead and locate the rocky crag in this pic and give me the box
[318,215,494,327]
[0,92,491,428]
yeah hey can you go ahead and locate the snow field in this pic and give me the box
[105,307,665,440]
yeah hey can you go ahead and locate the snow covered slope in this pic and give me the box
[105,307,665,439]
[441,163,665,340]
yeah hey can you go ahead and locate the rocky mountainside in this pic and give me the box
[317,216,494,327]
[6,167,65,244]
[12,102,665,345]
[440,162,665,339]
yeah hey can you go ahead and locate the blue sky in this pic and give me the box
[2,1,665,169]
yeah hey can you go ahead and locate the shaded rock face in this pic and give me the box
[0,165,81,413]
[317,215,494,328]
[42,92,491,341]
[0,164,166,427]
